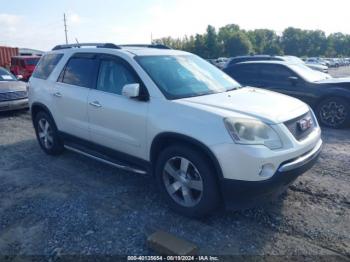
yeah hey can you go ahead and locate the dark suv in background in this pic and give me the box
[224,61,350,128]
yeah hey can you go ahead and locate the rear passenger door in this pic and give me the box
[54,53,99,140]
[88,55,149,159]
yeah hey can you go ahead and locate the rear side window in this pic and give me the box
[59,57,97,88]
[228,64,259,79]
[32,54,63,80]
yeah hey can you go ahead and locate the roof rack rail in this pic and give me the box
[120,44,172,50]
[52,43,121,51]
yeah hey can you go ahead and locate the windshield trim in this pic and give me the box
[135,55,241,100]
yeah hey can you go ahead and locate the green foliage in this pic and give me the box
[247,29,283,55]
[154,24,350,58]
[223,32,253,57]
[205,25,219,58]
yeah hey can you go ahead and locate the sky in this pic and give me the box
[0,0,349,51]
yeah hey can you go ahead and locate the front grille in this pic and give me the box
[284,111,315,141]
[0,91,28,102]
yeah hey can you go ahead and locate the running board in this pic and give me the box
[64,145,147,175]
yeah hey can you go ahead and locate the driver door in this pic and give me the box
[258,63,320,105]
[88,55,149,159]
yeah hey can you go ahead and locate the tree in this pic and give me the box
[305,30,327,57]
[223,32,253,57]
[328,33,350,57]
[154,23,350,59]
[218,24,240,43]
[194,34,207,58]
[248,29,283,55]
[281,27,305,56]
[205,25,219,58]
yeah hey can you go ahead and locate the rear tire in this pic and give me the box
[155,144,221,218]
[317,97,350,128]
[33,111,64,155]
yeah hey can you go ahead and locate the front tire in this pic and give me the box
[33,111,64,155]
[317,97,350,128]
[155,145,221,218]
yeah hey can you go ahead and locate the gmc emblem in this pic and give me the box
[298,117,313,131]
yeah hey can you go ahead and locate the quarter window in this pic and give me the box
[32,54,63,80]
[96,59,138,95]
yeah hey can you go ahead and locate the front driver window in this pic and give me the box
[260,64,295,82]
[97,60,138,95]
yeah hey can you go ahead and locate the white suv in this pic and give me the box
[29,43,322,217]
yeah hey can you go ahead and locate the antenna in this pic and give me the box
[64,13,68,44]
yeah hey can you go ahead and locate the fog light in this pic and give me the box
[259,163,275,178]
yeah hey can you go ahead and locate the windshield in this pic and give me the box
[0,68,16,81]
[25,58,40,66]
[289,63,330,82]
[136,55,241,99]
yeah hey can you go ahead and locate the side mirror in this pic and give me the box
[16,75,24,80]
[122,83,140,98]
[288,76,299,86]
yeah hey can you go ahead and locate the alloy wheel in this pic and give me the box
[320,100,347,127]
[162,156,204,207]
[38,118,54,150]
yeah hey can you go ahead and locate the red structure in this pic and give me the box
[0,46,19,69]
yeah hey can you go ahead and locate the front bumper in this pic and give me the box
[220,139,322,210]
[0,98,29,112]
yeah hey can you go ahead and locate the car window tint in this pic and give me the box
[230,64,259,79]
[260,64,295,81]
[97,59,138,95]
[32,54,63,80]
[61,57,97,88]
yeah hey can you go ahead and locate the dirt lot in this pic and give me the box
[0,69,349,260]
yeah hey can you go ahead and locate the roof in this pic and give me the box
[120,46,188,56]
[237,60,297,66]
[49,46,188,56]
[230,55,276,59]
[49,43,189,57]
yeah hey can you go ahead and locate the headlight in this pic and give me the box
[224,118,282,149]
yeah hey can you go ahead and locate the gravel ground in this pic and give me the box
[0,68,349,260]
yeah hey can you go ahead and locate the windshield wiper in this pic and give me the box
[226,86,241,92]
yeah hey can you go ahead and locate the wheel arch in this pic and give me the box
[150,132,223,180]
[31,102,58,128]
[316,93,350,106]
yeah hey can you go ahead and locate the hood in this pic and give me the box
[180,87,309,124]
[0,81,27,93]
[306,63,327,70]
[317,77,350,89]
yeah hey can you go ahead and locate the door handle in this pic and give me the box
[89,101,102,108]
[53,92,62,98]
